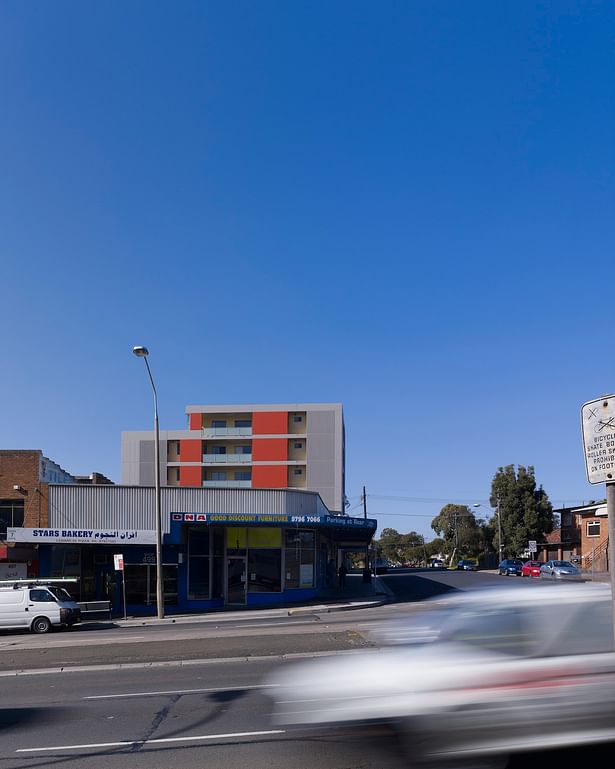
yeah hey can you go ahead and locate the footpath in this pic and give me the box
[111,572,392,628]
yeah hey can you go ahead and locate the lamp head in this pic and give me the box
[132,346,149,358]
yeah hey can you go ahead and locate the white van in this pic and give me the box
[0,580,82,634]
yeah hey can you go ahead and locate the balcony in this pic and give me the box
[202,454,252,464]
[202,480,252,489]
[201,427,252,437]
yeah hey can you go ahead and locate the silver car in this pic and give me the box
[264,582,615,768]
[540,559,583,580]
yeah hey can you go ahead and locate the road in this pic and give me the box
[0,569,603,768]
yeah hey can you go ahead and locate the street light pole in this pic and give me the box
[132,346,164,620]
[474,500,503,561]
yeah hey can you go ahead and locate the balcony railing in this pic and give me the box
[202,480,252,489]
[201,427,252,437]
[202,454,252,463]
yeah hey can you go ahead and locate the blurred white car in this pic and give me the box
[264,582,615,768]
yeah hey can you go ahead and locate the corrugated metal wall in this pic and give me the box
[49,486,330,531]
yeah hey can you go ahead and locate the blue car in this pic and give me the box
[498,558,523,576]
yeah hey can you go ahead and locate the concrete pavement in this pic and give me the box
[107,572,391,628]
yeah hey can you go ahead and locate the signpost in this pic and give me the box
[528,540,537,555]
[114,554,126,621]
[581,394,615,643]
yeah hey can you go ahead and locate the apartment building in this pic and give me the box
[121,403,346,513]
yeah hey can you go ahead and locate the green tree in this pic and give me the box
[430,504,483,560]
[490,465,554,557]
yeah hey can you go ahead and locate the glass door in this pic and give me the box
[226,557,246,605]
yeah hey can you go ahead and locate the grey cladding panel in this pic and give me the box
[139,440,156,485]
[307,434,335,464]
[307,409,336,435]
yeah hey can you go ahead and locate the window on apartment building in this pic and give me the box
[237,445,251,454]
[211,471,227,481]
[294,442,303,449]
[587,520,601,537]
[293,415,303,423]
[0,499,25,538]
[234,471,251,481]
[212,420,227,428]
[294,468,303,475]
[212,446,227,455]
[234,419,252,428]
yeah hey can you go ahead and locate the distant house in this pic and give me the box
[536,502,608,572]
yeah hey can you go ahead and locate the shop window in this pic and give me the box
[0,499,24,537]
[248,527,281,548]
[587,520,601,537]
[125,564,178,606]
[284,529,315,588]
[248,549,281,592]
[188,528,210,599]
[227,527,247,554]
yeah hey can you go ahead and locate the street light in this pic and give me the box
[132,345,164,619]
[474,499,503,560]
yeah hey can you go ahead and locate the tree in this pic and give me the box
[430,504,484,560]
[490,465,554,557]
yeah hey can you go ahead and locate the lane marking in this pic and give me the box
[84,684,279,699]
[16,729,285,753]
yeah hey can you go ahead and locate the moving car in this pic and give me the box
[498,558,523,576]
[456,559,478,571]
[264,582,615,768]
[521,560,542,578]
[430,559,446,569]
[540,559,583,581]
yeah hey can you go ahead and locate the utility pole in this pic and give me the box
[496,496,503,560]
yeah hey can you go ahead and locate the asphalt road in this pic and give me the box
[0,570,609,769]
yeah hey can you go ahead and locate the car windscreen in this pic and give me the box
[47,586,74,601]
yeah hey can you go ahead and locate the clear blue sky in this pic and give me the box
[2,2,613,539]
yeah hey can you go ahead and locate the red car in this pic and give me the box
[521,560,542,578]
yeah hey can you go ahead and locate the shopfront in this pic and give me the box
[7,486,377,616]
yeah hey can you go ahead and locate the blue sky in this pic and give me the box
[1,1,613,538]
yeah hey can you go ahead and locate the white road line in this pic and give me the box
[16,730,285,753]
[84,684,279,699]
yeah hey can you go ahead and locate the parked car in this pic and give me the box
[521,560,543,578]
[430,559,446,569]
[540,559,583,581]
[264,582,615,768]
[456,559,478,571]
[498,558,523,576]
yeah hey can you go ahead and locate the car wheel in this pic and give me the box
[31,616,52,634]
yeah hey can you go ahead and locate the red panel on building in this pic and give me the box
[252,438,288,461]
[189,413,202,430]
[180,466,203,487]
[180,440,202,462]
[252,411,288,435]
[252,465,288,488]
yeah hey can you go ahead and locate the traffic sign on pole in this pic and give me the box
[581,395,615,484]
